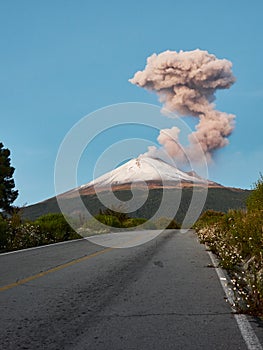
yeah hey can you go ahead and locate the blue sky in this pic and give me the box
[1,0,263,206]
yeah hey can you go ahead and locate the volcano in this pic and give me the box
[73,156,222,197]
[22,156,249,223]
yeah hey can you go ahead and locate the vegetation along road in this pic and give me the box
[0,229,262,349]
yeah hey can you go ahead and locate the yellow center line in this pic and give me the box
[0,231,158,293]
[0,247,113,292]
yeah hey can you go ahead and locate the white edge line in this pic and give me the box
[206,246,262,350]
[0,238,85,256]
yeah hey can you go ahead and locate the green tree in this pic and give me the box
[0,143,18,213]
[246,173,263,211]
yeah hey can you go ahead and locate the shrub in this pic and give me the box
[99,207,129,224]
[94,214,121,228]
[35,213,80,242]
[10,223,43,250]
[193,210,224,230]
[246,173,263,211]
[155,217,180,229]
[0,212,81,253]
[123,218,147,228]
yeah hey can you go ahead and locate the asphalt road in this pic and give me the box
[0,229,261,349]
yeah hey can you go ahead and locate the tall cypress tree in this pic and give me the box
[0,143,18,213]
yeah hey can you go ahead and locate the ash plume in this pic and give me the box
[129,49,236,163]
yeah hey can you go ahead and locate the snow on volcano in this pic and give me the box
[82,156,214,191]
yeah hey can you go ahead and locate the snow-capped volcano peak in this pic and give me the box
[83,156,212,191]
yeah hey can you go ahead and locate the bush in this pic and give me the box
[9,222,43,250]
[193,210,224,230]
[94,214,121,228]
[99,207,129,224]
[123,218,147,228]
[0,212,81,253]
[155,217,180,229]
[35,213,80,242]
[246,173,263,211]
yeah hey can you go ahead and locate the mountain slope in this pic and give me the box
[22,187,250,224]
[73,156,221,197]
[21,155,249,224]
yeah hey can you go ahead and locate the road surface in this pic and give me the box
[0,229,261,349]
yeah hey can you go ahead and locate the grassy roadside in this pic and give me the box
[194,175,263,316]
[0,213,82,253]
[0,208,180,253]
[194,209,263,315]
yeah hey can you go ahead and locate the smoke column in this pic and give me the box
[129,49,236,163]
